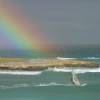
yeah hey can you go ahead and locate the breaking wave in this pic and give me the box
[0,71,42,75]
[56,57,77,60]
[83,57,100,60]
[0,67,100,75]
[47,67,100,74]
[56,57,100,60]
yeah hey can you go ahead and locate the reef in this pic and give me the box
[0,58,99,71]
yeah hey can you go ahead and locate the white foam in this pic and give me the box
[14,83,30,87]
[0,82,87,89]
[0,71,42,75]
[34,82,87,87]
[83,57,100,60]
[47,67,100,73]
[56,57,77,60]
[34,82,71,87]
[81,83,87,86]
[56,57,100,60]
[0,83,30,89]
[0,83,74,89]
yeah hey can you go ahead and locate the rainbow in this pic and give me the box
[0,1,52,57]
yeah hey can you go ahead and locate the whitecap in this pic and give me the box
[34,82,87,87]
[0,83,30,89]
[47,67,100,74]
[56,57,77,60]
[56,56,100,60]
[0,71,42,75]
[83,57,100,60]
[34,82,70,87]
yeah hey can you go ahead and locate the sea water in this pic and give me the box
[0,45,100,100]
[0,71,100,100]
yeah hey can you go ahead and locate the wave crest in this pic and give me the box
[0,71,42,75]
[47,67,100,73]
[56,57,100,60]
[56,57,77,60]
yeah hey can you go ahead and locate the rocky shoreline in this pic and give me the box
[0,58,99,71]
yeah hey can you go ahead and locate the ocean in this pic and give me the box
[0,45,100,100]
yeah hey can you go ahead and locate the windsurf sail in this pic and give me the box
[71,71,87,86]
[71,71,81,86]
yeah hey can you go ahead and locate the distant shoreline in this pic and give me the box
[0,58,99,71]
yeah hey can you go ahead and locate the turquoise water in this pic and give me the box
[0,72,100,100]
[0,45,100,100]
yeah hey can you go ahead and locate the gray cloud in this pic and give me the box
[3,0,100,45]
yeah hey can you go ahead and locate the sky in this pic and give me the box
[1,0,100,46]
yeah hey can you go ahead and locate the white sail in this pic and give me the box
[72,71,81,86]
[71,71,87,86]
